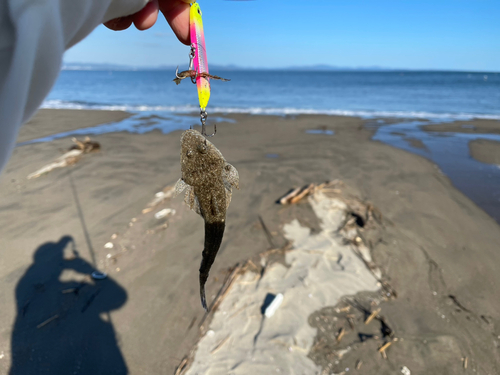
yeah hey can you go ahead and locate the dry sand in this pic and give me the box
[469,139,500,165]
[184,192,380,375]
[1,110,500,374]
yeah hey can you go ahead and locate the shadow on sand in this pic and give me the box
[9,236,128,375]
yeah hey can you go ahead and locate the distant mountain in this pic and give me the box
[62,62,141,71]
[62,62,400,72]
[64,62,497,73]
[281,65,397,71]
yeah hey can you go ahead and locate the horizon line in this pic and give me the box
[61,62,500,74]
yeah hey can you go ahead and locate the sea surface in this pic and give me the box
[36,69,500,223]
[44,70,500,120]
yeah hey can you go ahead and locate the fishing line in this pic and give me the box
[69,170,97,266]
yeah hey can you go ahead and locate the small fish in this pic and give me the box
[173,70,231,86]
[174,129,239,310]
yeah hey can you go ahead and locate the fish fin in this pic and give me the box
[223,163,239,190]
[174,178,188,197]
[225,185,233,210]
[200,286,207,311]
[199,221,226,311]
[193,196,202,216]
[184,186,202,216]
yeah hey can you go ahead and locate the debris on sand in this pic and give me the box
[378,341,392,359]
[36,314,59,329]
[142,185,177,214]
[174,357,189,375]
[365,308,381,325]
[27,137,100,179]
[180,183,381,374]
[278,180,345,205]
[154,208,176,220]
[401,365,411,374]
[278,183,315,204]
[264,293,284,318]
[137,186,179,234]
[68,137,100,153]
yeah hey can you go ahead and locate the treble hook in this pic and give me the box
[200,109,216,137]
[175,66,182,79]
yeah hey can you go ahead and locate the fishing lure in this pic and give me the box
[190,2,210,111]
[174,129,239,310]
[173,2,230,136]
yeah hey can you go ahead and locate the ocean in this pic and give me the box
[37,69,500,223]
[43,70,500,120]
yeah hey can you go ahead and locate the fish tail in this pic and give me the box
[199,220,225,311]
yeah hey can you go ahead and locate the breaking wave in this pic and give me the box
[41,100,500,121]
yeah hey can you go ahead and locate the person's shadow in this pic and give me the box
[9,236,128,375]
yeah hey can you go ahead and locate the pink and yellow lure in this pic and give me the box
[190,2,210,110]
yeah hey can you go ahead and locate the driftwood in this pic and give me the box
[69,137,100,153]
[278,184,315,205]
[278,181,340,205]
[28,150,82,179]
[173,357,189,375]
[27,137,100,179]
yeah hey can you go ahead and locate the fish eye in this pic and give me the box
[186,150,194,158]
[197,143,207,154]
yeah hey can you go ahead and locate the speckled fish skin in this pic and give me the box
[175,129,239,310]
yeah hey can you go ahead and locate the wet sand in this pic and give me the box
[469,139,500,165]
[1,110,500,374]
[423,119,500,134]
[16,109,131,144]
[377,119,500,224]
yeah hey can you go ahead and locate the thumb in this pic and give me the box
[160,0,191,45]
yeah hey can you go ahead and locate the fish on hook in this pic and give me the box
[174,129,239,310]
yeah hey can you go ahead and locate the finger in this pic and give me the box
[104,15,134,31]
[133,0,160,30]
[159,0,191,45]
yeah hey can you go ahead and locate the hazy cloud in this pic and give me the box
[154,32,171,38]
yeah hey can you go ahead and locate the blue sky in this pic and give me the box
[65,0,500,71]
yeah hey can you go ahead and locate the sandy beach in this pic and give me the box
[424,120,500,135]
[469,139,500,165]
[1,109,500,374]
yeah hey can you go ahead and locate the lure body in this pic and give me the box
[175,129,239,310]
[190,3,210,110]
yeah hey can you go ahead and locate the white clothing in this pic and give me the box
[0,0,148,173]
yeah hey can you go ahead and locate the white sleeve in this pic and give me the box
[0,0,148,174]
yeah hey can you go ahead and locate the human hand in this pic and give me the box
[104,0,191,45]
